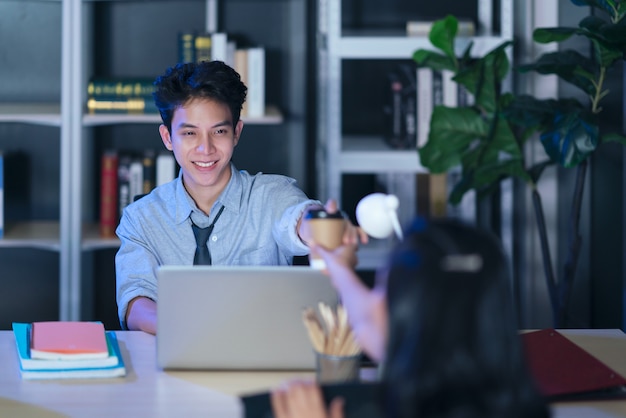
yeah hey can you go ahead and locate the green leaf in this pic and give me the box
[412,49,456,72]
[418,107,487,173]
[517,50,596,95]
[533,27,578,43]
[428,15,458,59]
[540,110,599,167]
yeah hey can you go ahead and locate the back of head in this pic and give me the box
[153,60,247,132]
[381,218,549,418]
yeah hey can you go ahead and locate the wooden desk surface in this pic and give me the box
[1,329,626,417]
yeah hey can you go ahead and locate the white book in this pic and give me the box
[234,49,249,117]
[416,67,433,148]
[406,20,476,37]
[247,47,266,118]
[129,158,144,202]
[441,69,458,108]
[211,32,228,62]
[156,153,176,187]
[226,40,237,68]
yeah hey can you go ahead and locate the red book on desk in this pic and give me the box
[523,329,626,400]
[31,321,109,360]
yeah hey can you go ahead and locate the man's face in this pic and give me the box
[159,98,243,203]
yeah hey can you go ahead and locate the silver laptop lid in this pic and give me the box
[157,265,338,370]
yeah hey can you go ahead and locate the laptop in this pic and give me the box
[156,265,339,370]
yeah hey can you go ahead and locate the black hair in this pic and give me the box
[153,60,247,132]
[381,218,549,418]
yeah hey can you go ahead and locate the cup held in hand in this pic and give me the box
[306,209,346,269]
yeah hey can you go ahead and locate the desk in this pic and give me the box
[1,330,626,417]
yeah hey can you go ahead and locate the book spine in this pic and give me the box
[211,32,228,62]
[156,152,176,187]
[178,31,196,63]
[406,20,476,37]
[416,67,433,149]
[246,47,266,118]
[87,79,155,98]
[441,70,458,108]
[117,154,132,220]
[99,151,118,238]
[129,158,144,203]
[194,33,212,63]
[87,97,158,114]
[142,151,156,194]
[234,49,249,117]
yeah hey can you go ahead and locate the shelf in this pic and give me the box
[0,222,61,251]
[356,238,395,270]
[339,136,426,173]
[82,223,120,251]
[0,103,62,127]
[333,35,507,59]
[82,105,283,126]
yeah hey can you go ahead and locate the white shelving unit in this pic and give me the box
[0,0,287,322]
[317,0,513,269]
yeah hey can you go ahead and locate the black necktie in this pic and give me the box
[191,205,225,265]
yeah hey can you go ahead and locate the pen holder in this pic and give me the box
[315,351,361,384]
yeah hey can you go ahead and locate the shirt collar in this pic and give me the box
[173,162,243,225]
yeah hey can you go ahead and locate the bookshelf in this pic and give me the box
[0,0,309,325]
[316,0,514,269]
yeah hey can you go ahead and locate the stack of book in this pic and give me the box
[100,149,177,238]
[87,77,158,114]
[178,31,266,118]
[12,321,126,380]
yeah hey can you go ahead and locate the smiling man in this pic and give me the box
[115,61,356,334]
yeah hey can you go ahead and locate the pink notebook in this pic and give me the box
[30,321,108,360]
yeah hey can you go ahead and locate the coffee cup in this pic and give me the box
[305,209,346,269]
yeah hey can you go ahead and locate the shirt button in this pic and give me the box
[211,236,217,242]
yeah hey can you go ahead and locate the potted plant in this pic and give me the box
[412,0,626,327]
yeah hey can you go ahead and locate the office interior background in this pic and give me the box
[0,0,623,331]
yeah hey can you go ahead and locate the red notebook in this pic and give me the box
[30,321,109,360]
[522,329,626,400]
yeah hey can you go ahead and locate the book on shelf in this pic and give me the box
[12,322,126,380]
[194,32,212,62]
[142,150,156,194]
[416,172,449,219]
[234,49,250,116]
[100,150,119,238]
[87,77,155,99]
[416,67,433,149]
[178,31,196,63]
[245,47,266,118]
[87,96,158,114]
[156,152,177,187]
[129,157,144,203]
[211,32,228,62]
[406,19,476,37]
[118,153,132,221]
[384,65,417,149]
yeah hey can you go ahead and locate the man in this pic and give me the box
[116,60,359,334]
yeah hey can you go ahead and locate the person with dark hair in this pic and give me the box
[116,60,361,334]
[271,218,550,418]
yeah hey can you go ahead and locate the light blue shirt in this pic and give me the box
[115,163,320,328]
